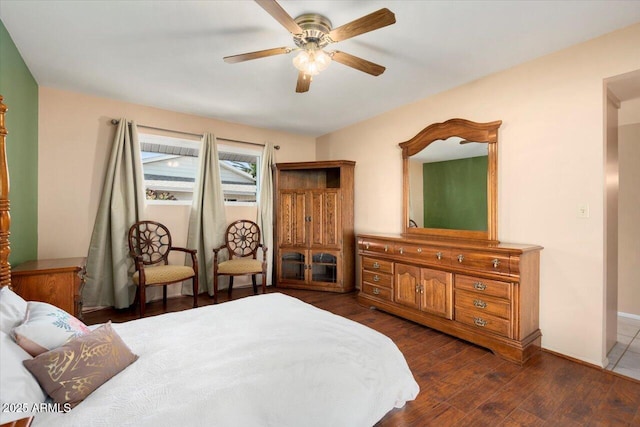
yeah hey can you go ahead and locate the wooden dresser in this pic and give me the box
[11,258,86,318]
[274,161,355,293]
[357,234,542,363]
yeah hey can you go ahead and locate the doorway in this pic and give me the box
[604,69,640,380]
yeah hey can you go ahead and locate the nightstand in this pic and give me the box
[11,257,86,318]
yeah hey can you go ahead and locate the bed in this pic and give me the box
[0,96,418,426]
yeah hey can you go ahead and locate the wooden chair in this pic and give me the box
[213,220,267,303]
[128,221,198,317]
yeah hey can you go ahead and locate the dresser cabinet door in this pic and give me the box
[420,268,453,319]
[394,264,420,310]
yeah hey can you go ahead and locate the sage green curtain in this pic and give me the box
[257,142,275,286]
[84,119,145,309]
[184,132,227,295]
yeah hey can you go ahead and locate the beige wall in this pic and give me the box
[619,121,640,317]
[619,97,640,126]
[316,23,640,366]
[37,87,316,296]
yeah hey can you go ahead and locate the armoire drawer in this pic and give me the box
[455,275,512,300]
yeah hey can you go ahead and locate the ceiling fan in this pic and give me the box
[223,0,396,93]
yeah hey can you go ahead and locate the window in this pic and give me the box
[139,133,200,204]
[138,134,261,205]
[218,144,261,205]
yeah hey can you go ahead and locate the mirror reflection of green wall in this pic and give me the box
[423,156,487,231]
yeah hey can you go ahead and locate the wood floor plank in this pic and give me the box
[501,408,545,427]
[83,288,640,426]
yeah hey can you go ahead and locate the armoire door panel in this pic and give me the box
[311,191,324,246]
[310,190,341,247]
[279,191,308,246]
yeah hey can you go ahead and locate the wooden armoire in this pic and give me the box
[274,161,355,292]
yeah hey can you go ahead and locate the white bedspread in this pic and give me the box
[32,293,418,427]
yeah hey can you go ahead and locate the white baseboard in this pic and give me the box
[618,311,640,321]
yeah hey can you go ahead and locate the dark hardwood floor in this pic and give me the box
[84,287,640,426]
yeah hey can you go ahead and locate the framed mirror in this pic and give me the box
[399,118,502,242]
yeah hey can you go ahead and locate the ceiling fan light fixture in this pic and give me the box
[293,47,331,76]
[225,2,396,93]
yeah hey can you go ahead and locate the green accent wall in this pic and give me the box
[423,156,487,231]
[0,19,38,265]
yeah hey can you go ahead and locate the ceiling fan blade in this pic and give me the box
[329,8,396,43]
[331,51,386,76]
[255,0,303,34]
[296,71,311,93]
[223,47,291,64]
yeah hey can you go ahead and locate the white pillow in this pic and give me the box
[13,301,90,357]
[0,286,28,334]
[0,330,46,424]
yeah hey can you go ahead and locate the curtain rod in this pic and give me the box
[110,119,280,150]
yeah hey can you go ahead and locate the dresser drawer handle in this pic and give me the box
[417,248,422,253]
[372,262,380,269]
[473,282,486,291]
[473,299,487,309]
[373,275,380,282]
[473,317,488,327]
[365,243,370,250]
[384,245,388,252]
[492,258,501,269]
[399,247,404,255]
[436,252,442,260]
[457,254,464,263]
[372,287,380,295]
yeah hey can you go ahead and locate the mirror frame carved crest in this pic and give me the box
[399,118,502,242]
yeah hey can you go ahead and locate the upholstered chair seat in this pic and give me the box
[132,265,196,285]
[217,259,263,275]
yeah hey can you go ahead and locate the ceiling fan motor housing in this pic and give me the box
[293,14,333,49]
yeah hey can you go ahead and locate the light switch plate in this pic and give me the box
[578,204,590,218]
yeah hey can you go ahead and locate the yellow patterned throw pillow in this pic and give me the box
[23,322,138,408]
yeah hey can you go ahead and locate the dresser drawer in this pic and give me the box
[451,251,510,274]
[362,270,392,288]
[361,282,392,301]
[455,289,510,320]
[455,275,512,300]
[359,239,394,255]
[455,308,512,338]
[362,257,393,274]
[394,244,452,267]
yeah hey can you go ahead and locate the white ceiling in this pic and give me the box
[1,1,639,137]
